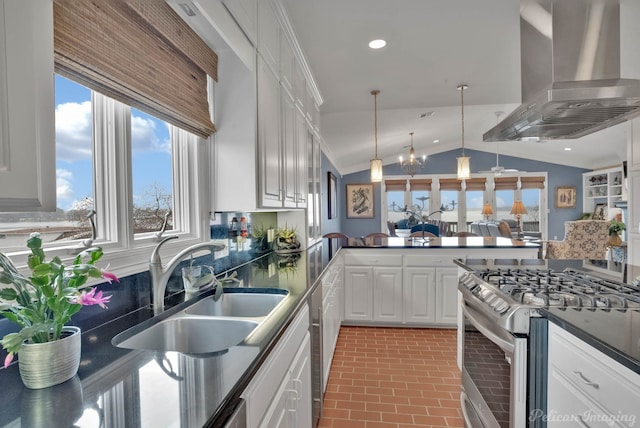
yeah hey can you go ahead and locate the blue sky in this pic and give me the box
[55,76,172,211]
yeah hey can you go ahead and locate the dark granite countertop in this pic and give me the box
[0,243,332,428]
[336,236,540,249]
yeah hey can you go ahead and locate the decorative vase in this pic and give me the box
[18,326,81,389]
[607,233,622,247]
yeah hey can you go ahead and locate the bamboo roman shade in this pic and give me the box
[464,177,487,191]
[439,178,463,191]
[494,176,519,190]
[53,0,217,139]
[409,179,432,191]
[384,179,408,192]
[520,176,546,189]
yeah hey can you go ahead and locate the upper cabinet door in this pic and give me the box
[222,0,257,46]
[257,0,280,73]
[0,0,56,212]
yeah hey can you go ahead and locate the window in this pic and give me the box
[0,74,206,265]
[0,76,95,253]
[382,173,547,238]
[131,108,173,235]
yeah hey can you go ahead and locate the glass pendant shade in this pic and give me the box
[457,156,470,180]
[370,89,383,183]
[456,84,470,179]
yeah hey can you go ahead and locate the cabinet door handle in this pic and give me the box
[573,370,599,388]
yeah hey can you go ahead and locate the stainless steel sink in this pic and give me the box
[113,317,259,355]
[184,291,287,318]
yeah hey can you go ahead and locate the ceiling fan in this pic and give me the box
[479,112,523,176]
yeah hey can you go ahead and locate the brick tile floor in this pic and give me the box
[318,326,463,428]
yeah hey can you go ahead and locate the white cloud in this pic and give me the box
[132,115,171,154]
[56,168,74,203]
[56,101,92,162]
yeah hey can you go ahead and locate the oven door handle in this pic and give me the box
[463,304,515,355]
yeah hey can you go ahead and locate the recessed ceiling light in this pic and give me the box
[433,139,439,143]
[368,39,387,49]
[564,147,572,151]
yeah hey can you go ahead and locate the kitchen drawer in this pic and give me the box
[548,323,640,422]
[547,366,617,428]
[343,252,402,267]
[404,254,453,267]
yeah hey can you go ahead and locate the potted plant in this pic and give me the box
[607,220,626,247]
[274,225,301,253]
[0,233,119,388]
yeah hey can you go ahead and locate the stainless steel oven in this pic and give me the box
[458,259,640,428]
[461,303,527,428]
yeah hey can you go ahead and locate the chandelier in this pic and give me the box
[399,132,425,177]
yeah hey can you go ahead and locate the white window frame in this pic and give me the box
[381,172,548,239]
[6,88,212,278]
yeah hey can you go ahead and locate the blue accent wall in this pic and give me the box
[321,152,342,235]
[337,148,589,240]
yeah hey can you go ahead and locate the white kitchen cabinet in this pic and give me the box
[260,334,311,428]
[257,0,280,75]
[344,265,403,323]
[372,267,403,323]
[222,0,257,45]
[547,322,640,427]
[403,267,437,323]
[435,267,458,325]
[0,0,56,212]
[343,266,373,321]
[343,252,404,323]
[281,90,297,207]
[257,56,283,207]
[321,260,343,391]
[402,265,458,326]
[343,250,460,327]
[242,305,310,428]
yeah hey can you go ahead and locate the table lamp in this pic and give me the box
[510,200,528,239]
[481,203,493,221]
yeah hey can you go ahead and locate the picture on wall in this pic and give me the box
[346,183,374,218]
[328,172,337,219]
[592,203,607,220]
[555,186,576,208]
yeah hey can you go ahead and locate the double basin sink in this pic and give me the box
[112,289,289,356]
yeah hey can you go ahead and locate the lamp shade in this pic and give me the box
[510,200,527,215]
[370,158,383,182]
[481,203,493,216]
[457,156,470,180]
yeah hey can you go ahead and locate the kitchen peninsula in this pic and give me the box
[332,236,539,327]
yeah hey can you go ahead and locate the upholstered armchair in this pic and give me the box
[545,220,609,259]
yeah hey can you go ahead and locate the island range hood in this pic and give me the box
[484,0,640,142]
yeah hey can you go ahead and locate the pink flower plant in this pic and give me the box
[0,233,119,368]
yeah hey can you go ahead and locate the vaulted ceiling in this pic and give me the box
[281,0,640,175]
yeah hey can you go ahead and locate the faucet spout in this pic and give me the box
[149,237,225,314]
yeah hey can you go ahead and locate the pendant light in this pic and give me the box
[456,84,470,180]
[370,89,383,183]
[399,132,426,177]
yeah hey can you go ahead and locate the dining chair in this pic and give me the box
[409,231,437,238]
[454,231,478,237]
[409,223,440,236]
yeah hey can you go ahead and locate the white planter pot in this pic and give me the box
[18,326,81,389]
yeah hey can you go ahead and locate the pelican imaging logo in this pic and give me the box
[529,409,636,426]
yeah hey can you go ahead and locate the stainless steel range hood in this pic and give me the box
[484,0,640,142]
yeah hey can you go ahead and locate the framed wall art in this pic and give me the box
[592,203,607,220]
[555,186,576,208]
[328,172,337,219]
[346,183,374,218]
